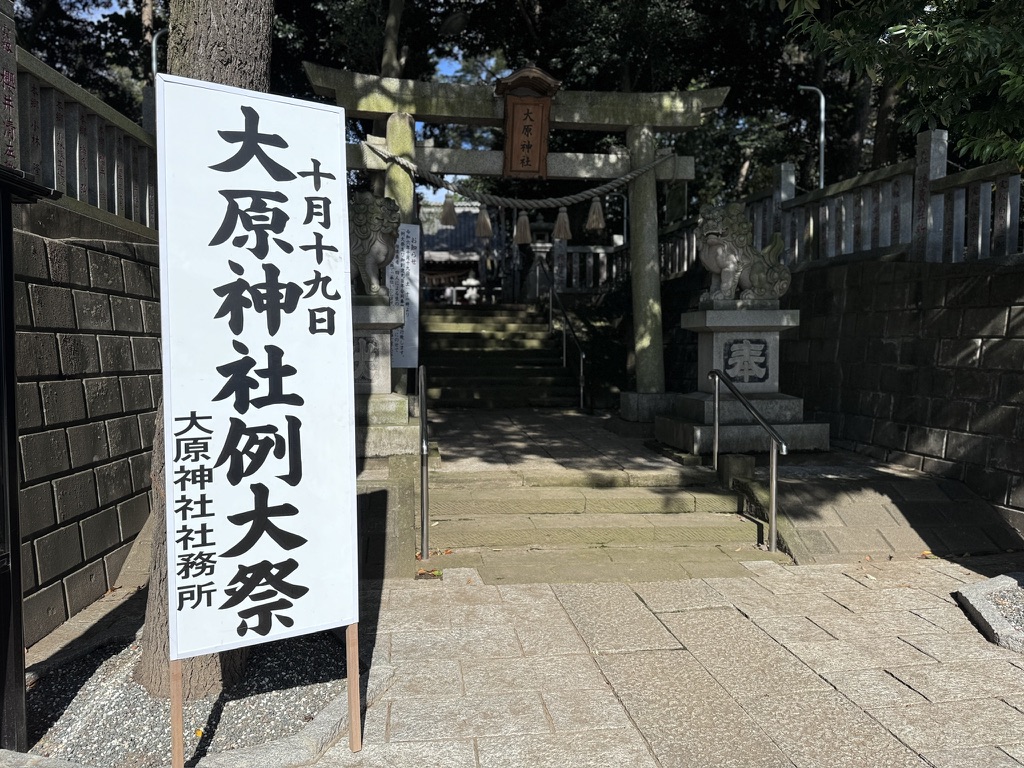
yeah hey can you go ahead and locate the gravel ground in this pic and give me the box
[27,630,349,768]
[990,585,1024,633]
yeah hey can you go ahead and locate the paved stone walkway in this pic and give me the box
[319,556,1024,768]
[772,455,1022,565]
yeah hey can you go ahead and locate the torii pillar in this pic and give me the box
[385,112,416,224]
[627,124,665,395]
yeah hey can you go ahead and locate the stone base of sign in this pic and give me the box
[358,394,411,426]
[680,306,799,395]
[353,302,404,395]
[357,423,419,457]
[352,303,417,457]
[356,454,418,580]
[356,394,418,457]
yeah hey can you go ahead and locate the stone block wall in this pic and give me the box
[781,258,1024,515]
[15,231,159,645]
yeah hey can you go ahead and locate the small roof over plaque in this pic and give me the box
[494,65,561,98]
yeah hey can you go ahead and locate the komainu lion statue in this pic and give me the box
[349,192,401,297]
[697,202,791,302]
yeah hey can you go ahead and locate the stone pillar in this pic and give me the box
[626,124,665,394]
[912,129,947,263]
[385,112,415,224]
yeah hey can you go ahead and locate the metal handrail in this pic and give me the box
[536,257,587,410]
[418,364,429,562]
[708,370,788,552]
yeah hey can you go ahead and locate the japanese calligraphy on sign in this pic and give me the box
[156,75,358,660]
[496,66,559,180]
[502,97,550,178]
[386,224,420,369]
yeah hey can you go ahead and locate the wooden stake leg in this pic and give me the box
[169,659,184,768]
[347,623,362,752]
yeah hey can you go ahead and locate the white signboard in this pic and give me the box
[156,75,358,660]
[386,223,420,368]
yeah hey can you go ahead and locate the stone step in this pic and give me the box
[415,410,791,581]
[419,305,540,319]
[428,485,739,515]
[428,392,579,409]
[421,303,569,407]
[419,504,785,581]
[424,336,557,351]
[428,383,578,399]
[429,465,719,489]
[427,369,573,384]
[655,415,831,454]
[427,513,758,550]
[425,356,568,369]
[420,321,552,335]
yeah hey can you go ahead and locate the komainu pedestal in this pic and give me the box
[657,300,829,453]
[656,203,828,454]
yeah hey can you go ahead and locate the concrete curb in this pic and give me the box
[954,572,1024,653]
[0,663,395,768]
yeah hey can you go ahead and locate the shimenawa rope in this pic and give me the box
[362,142,673,210]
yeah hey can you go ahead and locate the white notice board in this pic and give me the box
[386,223,420,369]
[156,74,358,660]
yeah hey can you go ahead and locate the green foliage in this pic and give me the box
[273,1,434,100]
[781,0,1024,166]
[15,0,166,121]
[425,0,833,206]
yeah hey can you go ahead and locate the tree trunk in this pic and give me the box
[166,0,274,89]
[841,73,873,179]
[871,79,901,168]
[380,0,406,79]
[135,0,273,699]
[372,0,406,195]
[134,406,248,699]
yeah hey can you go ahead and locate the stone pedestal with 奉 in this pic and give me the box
[656,203,829,455]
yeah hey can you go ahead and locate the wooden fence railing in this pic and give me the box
[662,130,1023,278]
[5,38,157,230]
[539,242,630,294]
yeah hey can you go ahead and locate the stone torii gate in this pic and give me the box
[304,62,726,413]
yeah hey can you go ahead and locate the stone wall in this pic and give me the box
[781,258,1024,517]
[15,231,159,645]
